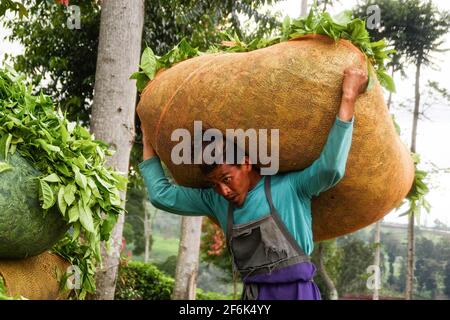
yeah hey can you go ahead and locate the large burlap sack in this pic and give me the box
[0,151,68,258]
[137,34,414,241]
[0,251,71,299]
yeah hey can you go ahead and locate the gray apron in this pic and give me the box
[226,176,311,300]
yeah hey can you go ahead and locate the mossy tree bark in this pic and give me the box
[90,0,145,300]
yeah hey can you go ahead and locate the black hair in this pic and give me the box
[191,135,247,176]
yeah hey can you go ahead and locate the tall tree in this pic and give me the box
[300,0,308,17]
[172,216,204,300]
[90,0,145,299]
[337,237,375,296]
[354,0,405,300]
[372,222,381,299]
[313,240,340,300]
[397,0,449,300]
[4,0,101,124]
[355,0,450,300]
[444,261,450,298]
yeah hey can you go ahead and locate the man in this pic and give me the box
[138,67,368,300]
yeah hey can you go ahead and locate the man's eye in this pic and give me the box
[223,177,231,183]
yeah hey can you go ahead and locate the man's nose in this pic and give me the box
[217,183,232,197]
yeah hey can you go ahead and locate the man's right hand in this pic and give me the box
[141,124,157,160]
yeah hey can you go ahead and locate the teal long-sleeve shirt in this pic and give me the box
[138,116,354,255]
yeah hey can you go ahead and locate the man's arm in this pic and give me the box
[138,125,216,216]
[288,67,368,198]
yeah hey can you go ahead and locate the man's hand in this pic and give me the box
[342,67,369,99]
[141,124,157,161]
[338,67,368,122]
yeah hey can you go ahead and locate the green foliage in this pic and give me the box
[115,261,229,300]
[396,0,450,67]
[200,219,234,282]
[356,0,450,69]
[124,167,155,256]
[414,237,450,298]
[148,234,179,263]
[337,225,450,298]
[354,0,408,78]
[142,0,282,56]
[130,39,201,92]
[196,288,232,300]
[133,6,396,93]
[0,0,27,18]
[311,240,342,299]
[115,261,174,300]
[0,67,126,299]
[154,255,178,278]
[336,237,375,295]
[444,262,450,298]
[0,276,11,300]
[4,0,101,124]
[399,154,431,222]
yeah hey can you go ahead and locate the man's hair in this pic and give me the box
[192,136,248,176]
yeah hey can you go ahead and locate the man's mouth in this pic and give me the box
[226,195,238,202]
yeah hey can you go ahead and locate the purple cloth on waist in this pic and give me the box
[243,262,322,300]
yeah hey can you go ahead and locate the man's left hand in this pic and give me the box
[342,67,369,101]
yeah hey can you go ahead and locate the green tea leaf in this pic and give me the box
[73,165,87,189]
[130,71,150,92]
[57,186,67,215]
[100,214,118,241]
[140,47,157,79]
[54,162,71,176]
[39,179,55,210]
[43,173,61,183]
[68,206,79,223]
[95,173,112,191]
[4,134,12,160]
[64,184,76,206]
[0,162,12,173]
[71,222,81,241]
[376,69,396,93]
[87,177,101,199]
[79,203,95,233]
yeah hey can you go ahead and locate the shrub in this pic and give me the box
[115,260,231,300]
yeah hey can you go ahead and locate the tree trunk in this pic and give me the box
[143,202,152,264]
[406,61,422,300]
[172,216,203,300]
[301,0,308,17]
[387,65,395,109]
[410,62,421,154]
[317,242,338,300]
[372,65,394,300]
[373,221,381,300]
[91,0,144,300]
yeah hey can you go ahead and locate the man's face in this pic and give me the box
[206,162,252,207]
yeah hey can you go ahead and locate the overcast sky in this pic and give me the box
[1,1,449,227]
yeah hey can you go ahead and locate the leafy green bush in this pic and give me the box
[116,261,174,300]
[154,255,178,278]
[196,289,232,300]
[115,261,231,300]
